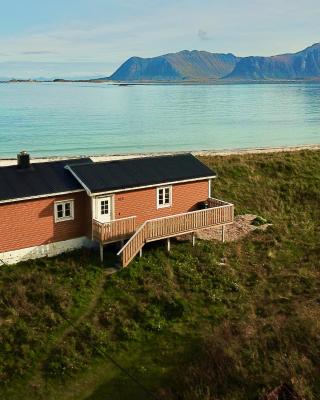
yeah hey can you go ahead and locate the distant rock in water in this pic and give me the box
[226,43,320,80]
[108,50,239,81]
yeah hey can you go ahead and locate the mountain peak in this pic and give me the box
[109,50,239,81]
[107,42,320,82]
[306,42,320,49]
[226,42,320,80]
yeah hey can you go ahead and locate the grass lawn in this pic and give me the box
[0,150,319,400]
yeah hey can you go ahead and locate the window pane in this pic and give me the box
[101,200,108,215]
[57,204,64,218]
[165,188,170,204]
[65,203,71,217]
[158,190,164,204]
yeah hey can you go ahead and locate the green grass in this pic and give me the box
[0,150,319,400]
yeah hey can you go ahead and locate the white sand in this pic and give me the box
[0,144,319,167]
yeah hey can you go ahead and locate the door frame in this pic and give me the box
[93,194,114,223]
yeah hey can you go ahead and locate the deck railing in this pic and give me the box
[118,198,234,267]
[92,216,136,243]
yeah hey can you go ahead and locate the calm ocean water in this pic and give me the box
[0,82,319,158]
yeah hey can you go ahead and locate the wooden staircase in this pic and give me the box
[117,198,234,267]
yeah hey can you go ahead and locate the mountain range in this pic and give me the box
[107,43,320,82]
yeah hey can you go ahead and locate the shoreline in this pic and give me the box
[0,144,319,167]
[2,80,320,86]
[1,78,320,85]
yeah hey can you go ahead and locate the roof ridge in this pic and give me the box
[89,152,194,166]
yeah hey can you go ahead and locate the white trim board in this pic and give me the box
[0,237,95,266]
[65,165,92,195]
[0,189,84,205]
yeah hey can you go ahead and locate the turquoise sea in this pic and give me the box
[0,82,319,158]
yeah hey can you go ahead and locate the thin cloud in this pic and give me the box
[198,29,212,41]
[20,51,58,55]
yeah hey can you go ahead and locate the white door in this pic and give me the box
[95,196,112,223]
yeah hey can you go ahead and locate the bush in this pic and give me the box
[251,216,269,226]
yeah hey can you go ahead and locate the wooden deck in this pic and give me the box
[92,216,136,243]
[93,198,234,267]
[118,198,234,266]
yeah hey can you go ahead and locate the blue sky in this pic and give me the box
[0,0,319,79]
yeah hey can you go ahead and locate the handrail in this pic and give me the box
[122,199,233,226]
[117,198,234,266]
[93,216,137,243]
[117,221,147,256]
[118,200,233,256]
[93,215,137,226]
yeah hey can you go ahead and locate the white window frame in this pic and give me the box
[54,199,74,223]
[100,199,109,215]
[157,186,172,209]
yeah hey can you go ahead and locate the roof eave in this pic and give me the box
[89,175,216,196]
[0,189,85,205]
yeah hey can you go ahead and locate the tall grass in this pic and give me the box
[0,150,319,400]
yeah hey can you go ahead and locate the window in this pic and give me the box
[54,200,74,222]
[100,200,109,215]
[157,186,172,208]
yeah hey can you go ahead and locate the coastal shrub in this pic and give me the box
[44,337,87,377]
[251,216,268,226]
[44,322,112,378]
[162,314,320,400]
[0,249,105,383]
[114,319,139,341]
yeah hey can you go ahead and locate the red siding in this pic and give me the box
[0,179,209,253]
[114,180,209,226]
[0,192,91,253]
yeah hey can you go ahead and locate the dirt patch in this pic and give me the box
[179,214,271,243]
[261,383,304,400]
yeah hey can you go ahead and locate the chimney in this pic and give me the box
[17,151,30,169]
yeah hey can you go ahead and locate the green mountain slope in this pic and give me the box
[108,50,239,81]
[107,43,320,82]
[225,43,320,80]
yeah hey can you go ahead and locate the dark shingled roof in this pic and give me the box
[0,158,92,202]
[67,154,215,193]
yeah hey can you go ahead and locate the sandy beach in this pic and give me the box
[0,144,319,167]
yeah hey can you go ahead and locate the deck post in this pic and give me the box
[167,238,171,252]
[99,243,104,264]
[139,248,143,258]
[222,225,225,243]
[192,233,196,247]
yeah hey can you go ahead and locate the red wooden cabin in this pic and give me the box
[0,152,234,266]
